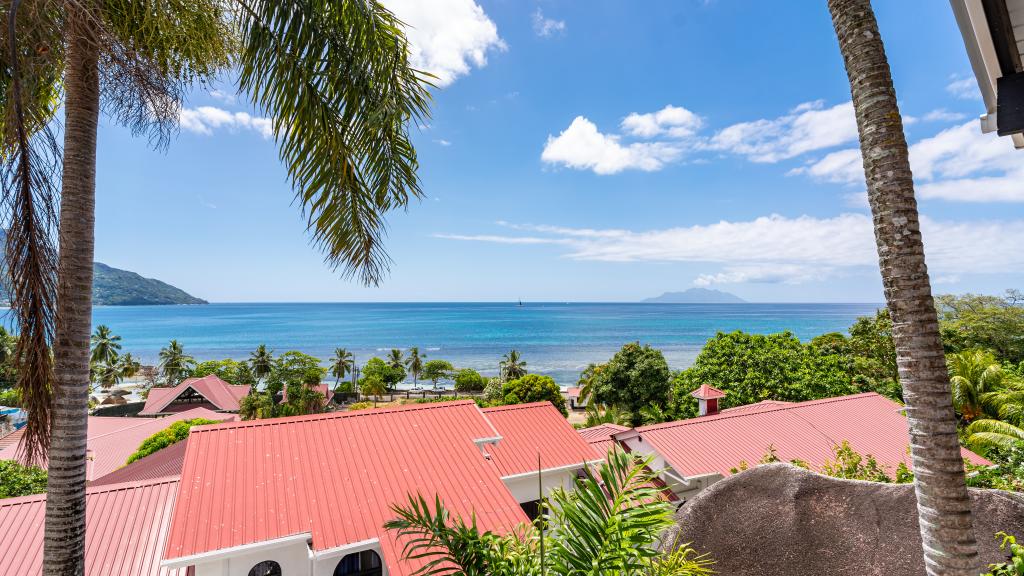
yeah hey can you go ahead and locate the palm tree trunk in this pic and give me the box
[43,5,100,575]
[827,1,979,574]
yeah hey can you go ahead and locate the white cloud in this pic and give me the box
[437,214,1024,285]
[179,106,273,138]
[946,75,981,100]
[922,108,968,122]
[208,89,235,104]
[434,139,452,146]
[707,101,858,163]
[621,105,703,138]
[795,121,1024,202]
[541,116,683,174]
[532,9,566,37]
[384,0,505,87]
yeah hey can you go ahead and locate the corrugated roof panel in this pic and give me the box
[90,439,190,486]
[139,375,250,415]
[0,476,185,576]
[626,393,988,478]
[482,402,601,477]
[165,401,529,576]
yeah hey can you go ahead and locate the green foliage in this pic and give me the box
[330,348,354,390]
[191,359,250,385]
[158,340,195,386]
[482,377,503,402]
[347,401,374,411]
[406,347,426,386]
[966,448,1024,492]
[499,350,527,381]
[0,459,47,498]
[980,532,1024,576]
[454,368,485,392]
[361,357,406,389]
[965,419,1024,454]
[820,441,900,483]
[0,388,20,407]
[266,351,326,398]
[91,262,207,305]
[249,345,274,382]
[592,342,671,427]
[385,449,713,576]
[501,374,567,416]
[360,375,388,398]
[949,349,1011,422]
[584,403,631,428]
[937,291,1024,363]
[125,418,219,464]
[422,359,455,388]
[239,392,276,421]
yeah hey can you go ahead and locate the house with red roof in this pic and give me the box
[139,374,250,416]
[159,399,598,576]
[580,391,989,503]
[0,406,234,483]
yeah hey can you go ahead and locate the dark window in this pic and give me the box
[248,560,282,576]
[333,550,383,576]
[520,499,542,521]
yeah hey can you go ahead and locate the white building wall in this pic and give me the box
[620,436,723,502]
[502,467,581,503]
[192,540,310,576]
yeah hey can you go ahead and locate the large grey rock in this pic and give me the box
[669,463,1024,576]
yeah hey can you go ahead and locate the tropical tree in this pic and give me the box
[828,1,980,571]
[421,359,454,389]
[577,362,602,407]
[360,356,405,390]
[117,353,140,380]
[499,349,527,381]
[158,340,194,386]
[502,374,567,416]
[405,347,425,387]
[361,375,388,407]
[949,350,1006,422]
[964,419,1024,454]
[592,342,671,427]
[88,325,121,366]
[387,348,404,370]
[330,348,355,391]
[385,449,713,575]
[250,344,274,384]
[453,368,485,393]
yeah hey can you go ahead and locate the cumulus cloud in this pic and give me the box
[384,0,505,87]
[621,105,702,138]
[179,106,273,138]
[436,214,1024,285]
[532,9,566,37]
[946,75,981,100]
[795,121,1024,202]
[707,101,858,163]
[541,116,683,174]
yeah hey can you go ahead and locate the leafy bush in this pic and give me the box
[482,377,503,402]
[981,532,1024,576]
[0,459,47,498]
[0,388,20,407]
[592,342,671,427]
[453,368,485,392]
[421,359,455,388]
[361,357,406,388]
[125,418,220,465]
[347,401,374,411]
[966,447,1024,492]
[502,374,567,416]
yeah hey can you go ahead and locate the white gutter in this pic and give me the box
[161,532,312,569]
[500,460,603,481]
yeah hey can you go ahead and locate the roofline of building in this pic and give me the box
[310,537,382,561]
[481,401,560,413]
[163,532,311,567]
[0,474,181,508]
[499,459,604,481]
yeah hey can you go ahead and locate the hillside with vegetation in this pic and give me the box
[91,262,207,306]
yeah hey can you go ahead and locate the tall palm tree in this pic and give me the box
[387,348,404,370]
[158,340,194,386]
[250,344,274,385]
[9,3,430,568]
[500,349,527,381]
[118,353,140,380]
[828,1,979,572]
[949,349,1006,422]
[577,362,603,406]
[330,348,354,391]
[88,325,121,366]
[405,347,425,387]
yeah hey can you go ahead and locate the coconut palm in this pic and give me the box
[89,325,121,366]
[158,340,194,386]
[249,344,274,385]
[330,348,354,391]
[118,353,141,380]
[949,350,1006,422]
[361,375,388,408]
[6,3,430,572]
[405,347,425,388]
[828,1,980,572]
[964,419,1024,454]
[387,348,404,370]
[500,349,527,381]
[577,362,603,406]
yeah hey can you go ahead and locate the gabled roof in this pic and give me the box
[577,423,631,458]
[90,440,189,487]
[164,401,529,576]
[139,374,250,415]
[690,384,727,400]
[0,407,234,481]
[482,402,601,477]
[617,393,989,479]
[0,476,185,576]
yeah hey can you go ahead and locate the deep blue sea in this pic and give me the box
[88,302,882,385]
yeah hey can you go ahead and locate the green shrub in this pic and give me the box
[347,401,374,411]
[125,418,219,465]
[0,388,20,407]
[453,368,485,392]
[0,459,47,498]
[981,532,1023,576]
[502,374,567,416]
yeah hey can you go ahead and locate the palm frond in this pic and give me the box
[965,418,1024,453]
[235,0,431,286]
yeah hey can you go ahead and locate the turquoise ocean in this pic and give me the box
[90,302,882,386]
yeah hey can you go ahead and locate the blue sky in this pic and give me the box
[93,0,1023,303]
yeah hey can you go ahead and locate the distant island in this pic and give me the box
[92,262,207,305]
[641,288,747,304]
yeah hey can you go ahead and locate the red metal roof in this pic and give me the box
[90,439,189,487]
[0,476,185,576]
[690,384,727,400]
[165,401,529,576]
[619,393,988,478]
[139,375,250,416]
[482,402,601,477]
[577,423,631,458]
[720,399,793,414]
[0,407,234,481]
[0,427,24,452]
